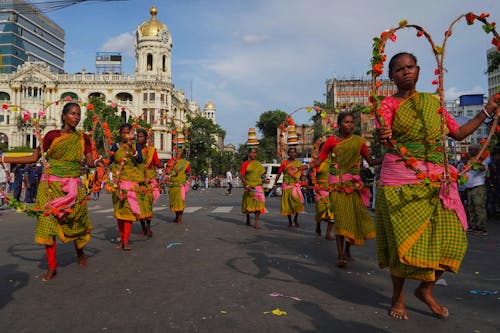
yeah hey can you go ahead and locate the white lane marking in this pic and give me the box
[212,206,233,213]
[184,207,202,213]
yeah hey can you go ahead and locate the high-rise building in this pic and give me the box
[487,47,500,98]
[0,0,65,73]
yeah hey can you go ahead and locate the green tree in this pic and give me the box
[255,109,287,162]
[186,115,226,176]
[487,52,500,74]
[82,97,150,155]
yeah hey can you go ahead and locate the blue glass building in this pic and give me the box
[0,0,64,73]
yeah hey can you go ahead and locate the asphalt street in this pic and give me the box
[0,188,498,332]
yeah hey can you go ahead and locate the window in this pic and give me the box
[147,54,153,70]
[149,93,155,101]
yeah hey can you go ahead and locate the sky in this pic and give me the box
[41,0,500,145]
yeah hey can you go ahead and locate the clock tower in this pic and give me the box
[135,5,172,79]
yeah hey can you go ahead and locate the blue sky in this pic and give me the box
[44,0,500,145]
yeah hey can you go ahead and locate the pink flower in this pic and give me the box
[39,110,46,117]
[431,80,439,85]
[333,123,338,129]
[23,110,31,121]
[111,102,117,108]
[390,34,397,42]
[434,69,440,75]
[65,96,72,101]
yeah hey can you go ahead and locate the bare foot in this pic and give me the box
[336,258,346,268]
[254,224,260,230]
[325,235,333,241]
[389,304,409,320]
[114,242,123,249]
[414,286,449,319]
[77,254,88,267]
[123,243,132,251]
[42,269,57,282]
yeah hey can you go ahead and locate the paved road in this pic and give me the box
[0,188,498,332]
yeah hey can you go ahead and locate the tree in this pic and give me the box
[255,110,288,162]
[82,97,150,155]
[487,52,500,73]
[186,115,226,176]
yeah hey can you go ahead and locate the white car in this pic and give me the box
[262,163,283,195]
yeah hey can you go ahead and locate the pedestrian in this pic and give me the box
[487,146,500,216]
[273,146,304,227]
[136,128,161,237]
[109,123,143,251]
[12,164,24,201]
[226,168,233,195]
[24,164,38,203]
[1,102,105,281]
[309,145,335,240]
[241,146,266,229]
[375,52,499,320]
[165,145,190,224]
[464,144,489,235]
[305,112,379,267]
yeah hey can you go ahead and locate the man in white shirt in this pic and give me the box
[226,169,233,195]
[465,144,488,235]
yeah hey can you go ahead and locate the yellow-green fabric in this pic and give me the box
[280,159,304,215]
[314,159,334,223]
[168,158,190,212]
[329,135,374,245]
[241,160,266,214]
[137,146,157,219]
[111,143,143,221]
[376,92,467,281]
[35,131,91,247]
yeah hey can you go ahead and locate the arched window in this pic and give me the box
[147,54,153,71]
[162,55,166,72]
[60,92,78,101]
[0,92,11,101]
[88,92,105,100]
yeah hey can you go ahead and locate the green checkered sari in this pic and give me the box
[35,131,91,247]
[376,93,467,281]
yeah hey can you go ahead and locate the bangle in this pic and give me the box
[133,151,138,157]
[483,107,493,119]
[1,155,4,164]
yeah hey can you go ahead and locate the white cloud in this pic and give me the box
[445,85,485,101]
[240,34,271,45]
[100,32,135,58]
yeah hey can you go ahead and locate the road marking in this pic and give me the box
[212,206,233,213]
[153,207,168,212]
[93,208,115,213]
[184,206,202,213]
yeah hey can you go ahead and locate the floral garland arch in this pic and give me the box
[369,12,500,185]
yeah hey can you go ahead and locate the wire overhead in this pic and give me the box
[0,0,128,14]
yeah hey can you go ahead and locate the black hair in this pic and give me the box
[337,112,354,126]
[136,128,148,137]
[388,52,418,79]
[248,146,257,153]
[119,123,133,133]
[287,146,297,154]
[61,102,81,129]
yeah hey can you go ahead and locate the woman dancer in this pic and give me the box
[304,113,379,267]
[273,147,304,227]
[3,102,104,281]
[109,123,143,250]
[165,147,190,224]
[136,128,161,237]
[376,52,499,320]
[241,147,266,229]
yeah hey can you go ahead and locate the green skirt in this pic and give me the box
[376,183,467,281]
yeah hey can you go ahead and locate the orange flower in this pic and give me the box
[372,63,384,76]
[449,171,458,182]
[375,81,382,88]
[87,103,94,111]
[428,173,440,182]
[404,157,418,169]
[400,146,407,155]
[465,12,476,25]
[416,172,426,180]
[102,122,109,130]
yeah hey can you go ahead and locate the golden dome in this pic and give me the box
[139,5,166,37]
[204,101,215,109]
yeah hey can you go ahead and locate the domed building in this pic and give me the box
[0,5,214,159]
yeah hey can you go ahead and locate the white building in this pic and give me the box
[0,5,215,159]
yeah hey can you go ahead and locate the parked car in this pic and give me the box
[262,163,283,194]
